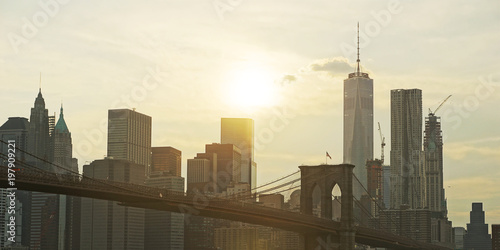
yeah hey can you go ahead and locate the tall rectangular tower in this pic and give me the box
[343,31,373,198]
[221,118,256,190]
[28,89,50,169]
[424,113,446,216]
[107,109,152,175]
[390,89,424,209]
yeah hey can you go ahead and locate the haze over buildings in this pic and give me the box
[221,118,256,190]
[0,0,499,243]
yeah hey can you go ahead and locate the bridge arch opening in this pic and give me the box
[312,184,322,218]
[331,183,342,222]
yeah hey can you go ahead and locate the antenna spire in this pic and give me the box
[356,22,360,74]
[39,72,42,92]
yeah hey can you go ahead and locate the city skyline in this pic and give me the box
[1,0,499,233]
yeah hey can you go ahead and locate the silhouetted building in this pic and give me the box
[430,217,453,248]
[382,165,391,209]
[151,146,181,176]
[423,112,453,247]
[27,88,50,169]
[464,203,492,250]
[80,159,146,250]
[47,113,55,163]
[107,108,152,175]
[184,216,216,250]
[287,190,300,212]
[259,194,284,209]
[214,227,258,250]
[187,158,213,186]
[185,150,221,249]
[51,105,80,249]
[272,229,300,250]
[453,227,466,250]
[185,144,244,250]
[144,172,184,249]
[379,208,431,243]
[366,160,382,200]
[52,105,77,174]
[193,143,241,193]
[492,224,500,250]
[365,159,383,217]
[343,30,374,198]
[221,118,256,189]
[390,89,424,209]
[26,89,61,249]
[0,117,30,247]
[0,117,29,162]
[424,113,446,216]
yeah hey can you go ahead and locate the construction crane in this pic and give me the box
[428,95,452,116]
[378,122,385,164]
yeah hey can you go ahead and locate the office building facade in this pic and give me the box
[151,146,181,176]
[187,158,212,185]
[424,114,446,215]
[192,143,241,193]
[343,46,373,199]
[492,224,500,250]
[0,117,30,247]
[80,159,146,250]
[144,172,184,249]
[27,89,50,169]
[453,227,466,250]
[107,109,152,175]
[390,89,424,209]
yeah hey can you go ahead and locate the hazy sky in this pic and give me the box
[1,0,499,230]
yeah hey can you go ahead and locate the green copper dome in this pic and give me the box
[54,105,70,133]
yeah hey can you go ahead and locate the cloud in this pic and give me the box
[308,57,355,77]
[278,74,297,85]
[446,176,500,201]
[445,143,500,161]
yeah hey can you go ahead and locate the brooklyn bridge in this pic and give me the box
[0,162,450,250]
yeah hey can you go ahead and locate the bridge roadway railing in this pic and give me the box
[0,166,342,233]
[0,166,450,250]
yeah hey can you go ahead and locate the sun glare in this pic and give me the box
[226,67,277,108]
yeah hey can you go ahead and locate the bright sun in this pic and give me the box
[226,67,277,108]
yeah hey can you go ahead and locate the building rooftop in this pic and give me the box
[0,117,29,130]
[54,106,69,133]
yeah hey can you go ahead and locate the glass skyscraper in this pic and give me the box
[343,38,373,199]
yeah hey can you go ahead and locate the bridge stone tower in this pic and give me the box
[299,164,355,250]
